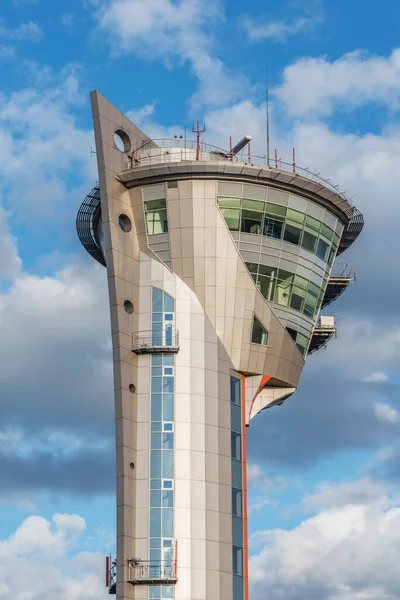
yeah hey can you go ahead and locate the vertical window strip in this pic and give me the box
[230,376,244,600]
[149,289,176,600]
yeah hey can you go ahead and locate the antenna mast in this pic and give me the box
[192,121,206,161]
[266,66,270,168]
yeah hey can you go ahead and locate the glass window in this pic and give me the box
[296,333,308,355]
[163,423,173,432]
[151,451,162,478]
[220,208,240,231]
[162,450,174,479]
[266,203,286,217]
[232,488,242,517]
[150,508,161,537]
[232,516,243,547]
[146,199,166,211]
[305,215,321,231]
[163,480,173,489]
[152,377,162,393]
[301,229,318,253]
[230,377,241,405]
[163,377,174,393]
[233,547,243,576]
[151,433,162,449]
[286,326,297,341]
[274,271,293,307]
[151,479,162,490]
[163,367,173,376]
[316,238,330,261]
[150,538,161,548]
[284,222,302,245]
[163,394,174,421]
[231,432,241,460]
[149,585,161,599]
[304,292,318,318]
[151,395,162,421]
[242,199,265,211]
[258,273,276,301]
[233,575,244,600]
[161,585,174,598]
[146,209,168,234]
[321,223,334,241]
[294,275,308,289]
[232,459,242,489]
[241,210,263,235]
[287,209,305,223]
[264,216,284,239]
[152,313,163,323]
[290,285,306,312]
[251,316,269,345]
[231,404,242,433]
[218,197,241,208]
[245,262,258,274]
[151,491,161,507]
[152,288,163,312]
[163,355,174,366]
[328,243,337,266]
[152,422,162,432]
[162,508,174,538]
[164,313,174,322]
[162,433,174,449]
[162,490,174,507]
[164,293,174,313]
[152,366,163,377]
[308,282,320,297]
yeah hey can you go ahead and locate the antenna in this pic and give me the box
[266,66,270,168]
[192,121,206,161]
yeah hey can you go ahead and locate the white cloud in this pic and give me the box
[243,15,322,43]
[374,402,400,424]
[362,372,389,383]
[95,0,244,109]
[0,46,15,58]
[250,483,400,600]
[0,204,21,279]
[276,48,400,118]
[302,478,386,512]
[0,20,43,42]
[0,513,108,599]
[248,464,288,492]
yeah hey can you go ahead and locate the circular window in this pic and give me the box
[114,129,131,153]
[129,384,136,393]
[124,300,134,314]
[130,462,135,470]
[118,214,132,233]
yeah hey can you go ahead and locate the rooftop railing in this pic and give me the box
[128,138,357,209]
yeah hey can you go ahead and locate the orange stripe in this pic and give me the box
[241,374,249,600]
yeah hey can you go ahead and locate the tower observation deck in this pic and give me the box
[77,92,363,600]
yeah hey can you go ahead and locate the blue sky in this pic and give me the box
[1,0,400,598]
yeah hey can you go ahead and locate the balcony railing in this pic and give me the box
[127,559,178,585]
[132,329,180,354]
[308,315,338,354]
[322,263,355,309]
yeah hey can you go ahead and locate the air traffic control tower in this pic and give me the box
[76,92,363,600]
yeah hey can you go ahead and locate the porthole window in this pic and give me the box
[118,214,132,233]
[114,129,131,153]
[124,300,134,314]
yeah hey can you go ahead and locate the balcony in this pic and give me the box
[132,330,180,355]
[127,559,178,585]
[308,315,337,355]
[322,264,355,309]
